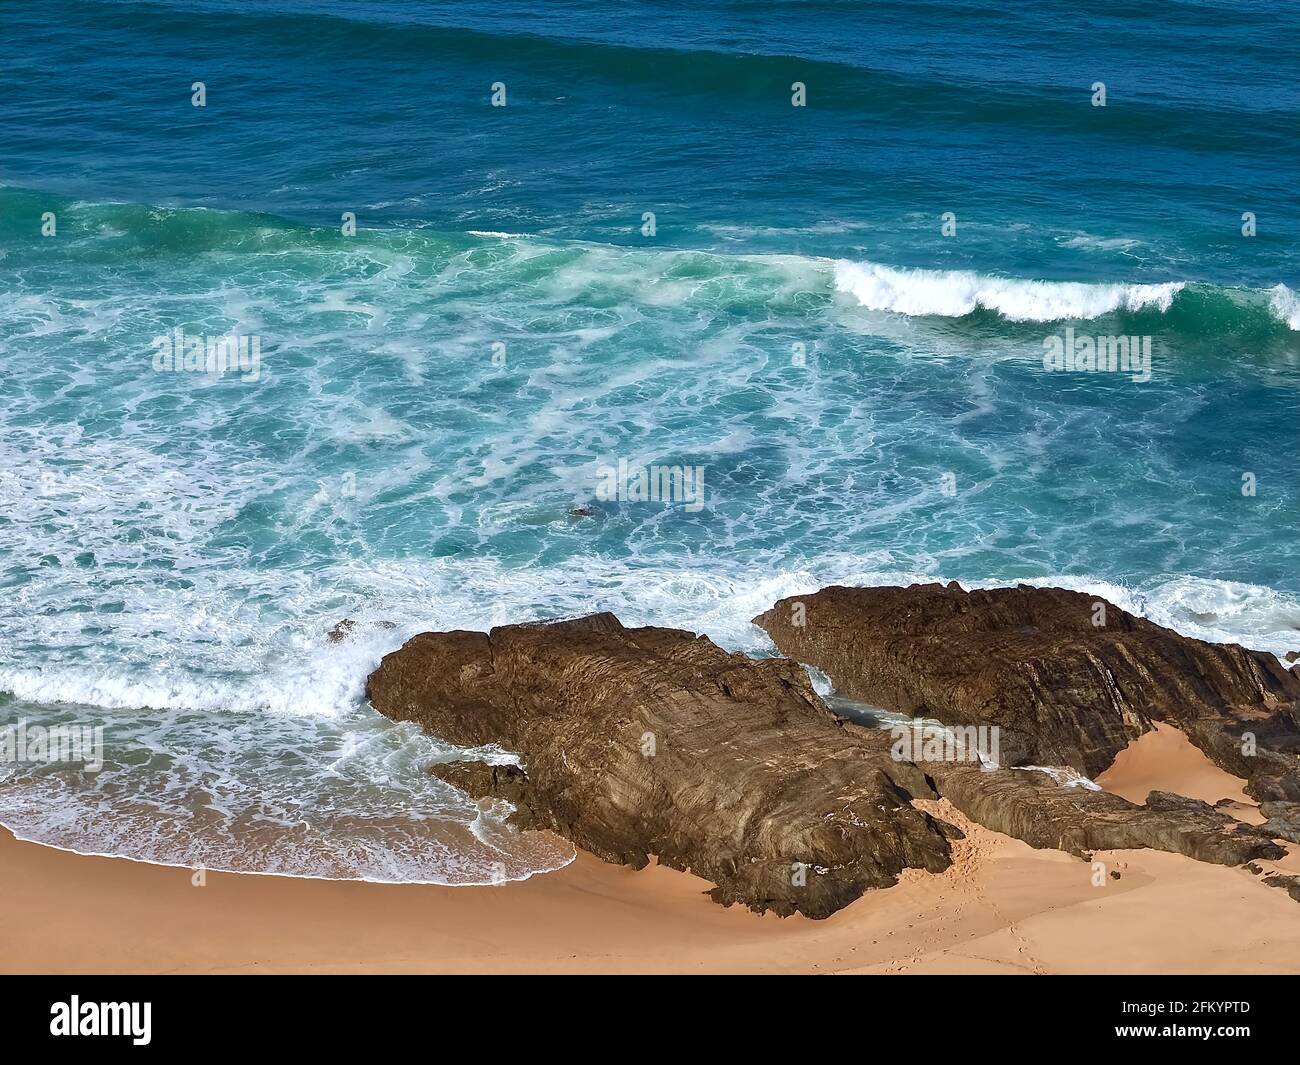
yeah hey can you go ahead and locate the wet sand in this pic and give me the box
[4,724,1298,973]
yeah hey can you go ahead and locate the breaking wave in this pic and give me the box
[833,259,1299,331]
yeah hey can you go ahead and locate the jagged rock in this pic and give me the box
[908,759,1282,866]
[327,618,358,643]
[428,760,535,819]
[1176,719,1300,802]
[753,583,1300,798]
[368,610,1289,920]
[1145,791,1219,818]
[1260,821,1300,845]
[1254,800,1300,845]
[367,613,957,918]
[327,618,397,643]
[1262,874,1300,904]
[838,719,1282,865]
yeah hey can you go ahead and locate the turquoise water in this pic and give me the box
[1,0,1297,881]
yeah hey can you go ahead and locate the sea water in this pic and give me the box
[0,0,1296,881]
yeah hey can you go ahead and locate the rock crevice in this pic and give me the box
[752,582,1300,800]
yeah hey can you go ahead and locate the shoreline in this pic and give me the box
[4,724,1298,975]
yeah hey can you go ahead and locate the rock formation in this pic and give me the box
[367,613,957,918]
[367,604,1290,918]
[1257,801,1300,845]
[911,759,1282,867]
[752,582,1300,800]
[1263,873,1300,903]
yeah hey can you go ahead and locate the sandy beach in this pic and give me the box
[4,723,1297,975]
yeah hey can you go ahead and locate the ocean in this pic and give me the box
[1,0,1297,883]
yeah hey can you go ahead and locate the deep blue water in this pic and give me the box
[0,0,1297,880]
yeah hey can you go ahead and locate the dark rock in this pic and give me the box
[1110,870,1121,880]
[752,583,1300,798]
[1285,651,1299,663]
[1246,862,1264,875]
[1145,791,1218,818]
[369,611,1288,921]
[327,618,358,643]
[1262,874,1300,904]
[327,618,397,643]
[567,504,596,518]
[1257,814,1300,845]
[428,760,536,821]
[1177,719,1300,802]
[367,613,956,918]
[910,758,1282,867]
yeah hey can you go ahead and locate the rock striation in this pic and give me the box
[840,725,1282,867]
[367,613,956,918]
[367,604,1290,918]
[752,582,1300,800]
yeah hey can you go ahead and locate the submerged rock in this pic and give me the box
[753,582,1300,799]
[367,613,956,918]
[326,618,358,643]
[327,618,397,643]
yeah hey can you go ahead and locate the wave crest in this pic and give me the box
[833,260,1186,322]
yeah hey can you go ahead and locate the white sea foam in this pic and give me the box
[1013,765,1101,790]
[5,559,1296,720]
[832,259,1185,321]
[0,703,575,885]
[1268,283,1300,331]
[1056,233,1144,254]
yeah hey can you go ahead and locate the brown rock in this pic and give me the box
[327,618,398,643]
[752,583,1300,798]
[910,759,1282,867]
[369,609,1288,920]
[367,613,956,918]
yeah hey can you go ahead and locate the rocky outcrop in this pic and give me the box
[367,613,957,918]
[1262,874,1300,904]
[840,721,1282,866]
[1257,801,1300,845]
[367,609,1288,919]
[752,582,1300,799]
[916,761,1282,866]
